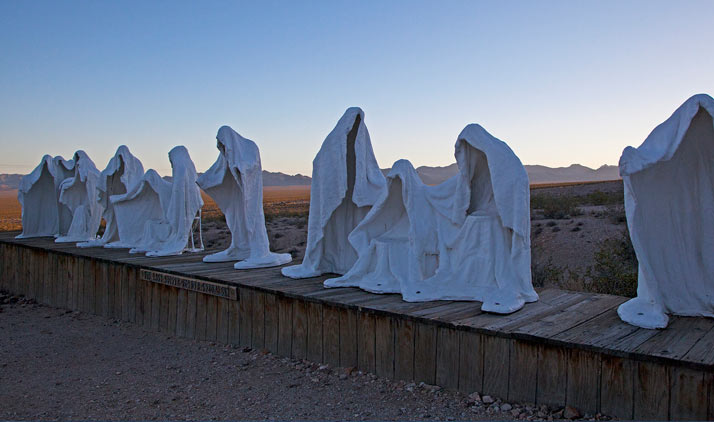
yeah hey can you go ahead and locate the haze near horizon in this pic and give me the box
[1,0,712,176]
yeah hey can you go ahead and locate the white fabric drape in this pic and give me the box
[77,145,144,248]
[281,107,386,278]
[17,155,61,238]
[325,124,537,314]
[55,151,104,243]
[197,126,291,269]
[618,94,714,329]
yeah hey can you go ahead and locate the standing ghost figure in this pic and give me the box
[125,146,204,257]
[55,151,104,243]
[77,145,144,248]
[281,107,387,279]
[197,126,291,269]
[110,169,173,249]
[618,94,714,329]
[326,124,537,314]
[16,155,61,238]
[53,156,77,236]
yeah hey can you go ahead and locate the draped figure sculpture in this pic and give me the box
[198,126,291,269]
[281,107,386,279]
[55,151,104,243]
[77,146,144,248]
[17,155,62,238]
[326,124,538,314]
[113,146,203,257]
[618,94,714,329]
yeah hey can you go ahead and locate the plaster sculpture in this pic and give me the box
[77,146,144,248]
[55,151,104,243]
[197,126,291,269]
[325,124,538,314]
[111,169,172,249]
[119,146,203,257]
[16,155,62,238]
[618,94,714,329]
[281,107,386,278]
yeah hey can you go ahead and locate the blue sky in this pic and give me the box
[1,0,712,176]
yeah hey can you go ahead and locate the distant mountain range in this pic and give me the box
[0,164,619,191]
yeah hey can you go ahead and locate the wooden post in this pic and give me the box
[436,326,460,390]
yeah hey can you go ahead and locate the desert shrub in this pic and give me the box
[531,194,582,219]
[583,190,623,206]
[531,258,564,288]
[585,229,638,297]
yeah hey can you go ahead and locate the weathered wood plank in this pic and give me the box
[150,282,161,331]
[159,284,170,332]
[228,298,240,346]
[264,294,278,353]
[357,312,376,373]
[339,307,359,368]
[394,318,415,381]
[175,288,188,338]
[205,295,218,342]
[251,291,265,349]
[566,348,600,415]
[95,261,108,318]
[436,326,460,390]
[634,361,670,420]
[292,299,308,360]
[636,316,714,361]
[600,355,634,420]
[458,330,483,394]
[508,340,538,404]
[126,266,136,322]
[167,286,178,335]
[482,335,509,400]
[670,366,707,420]
[375,315,395,379]
[536,345,567,407]
[239,288,253,347]
[323,305,340,367]
[113,264,123,321]
[195,292,208,340]
[307,301,323,363]
[277,296,292,357]
[185,290,197,339]
[216,297,229,344]
[84,258,95,314]
[414,323,437,385]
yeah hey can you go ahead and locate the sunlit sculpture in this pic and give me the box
[113,146,203,256]
[618,94,714,329]
[325,124,538,314]
[198,126,291,269]
[55,151,104,243]
[77,146,144,248]
[281,107,386,278]
[17,155,62,238]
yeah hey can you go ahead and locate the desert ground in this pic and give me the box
[1,180,634,296]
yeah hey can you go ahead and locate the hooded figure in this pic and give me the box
[125,146,203,257]
[281,107,386,278]
[16,155,61,238]
[110,169,173,249]
[77,146,144,248]
[197,126,291,269]
[53,156,77,235]
[617,94,714,329]
[326,124,537,314]
[55,151,104,243]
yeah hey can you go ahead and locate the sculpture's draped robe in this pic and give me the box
[78,146,144,248]
[282,107,386,278]
[17,155,62,238]
[197,126,291,269]
[618,94,714,329]
[326,124,537,314]
[55,151,104,243]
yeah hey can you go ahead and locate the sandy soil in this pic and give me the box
[0,295,606,421]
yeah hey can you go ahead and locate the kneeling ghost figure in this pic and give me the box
[197,126,291,269]
[281,107,386,279]
[325,124,538,314]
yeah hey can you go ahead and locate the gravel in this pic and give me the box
[0,292,613,421]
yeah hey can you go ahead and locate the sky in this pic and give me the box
[1,1,713,176]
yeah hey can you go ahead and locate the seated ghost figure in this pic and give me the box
[77,146,144,248]
[326,124,538,314]
[55,151,104,243]
[281,107,387,279]
[17,155,61,238]
[111,169,173,249]
[120,146,203,257]
[197,126,291,269]
[618,94,714,329]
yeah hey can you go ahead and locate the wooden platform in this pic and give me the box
[1,231,712,420]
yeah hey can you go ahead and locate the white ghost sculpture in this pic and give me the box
[326,124,538,314]
[281,107,386,279]
[55,151,104,243]
[110,169,173,249]
[17,155,62,238]
[618,94,714,329]
[77,146,144,248]
[197,126,291,269]
[120,146,203,257]
[53,156,77,236]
